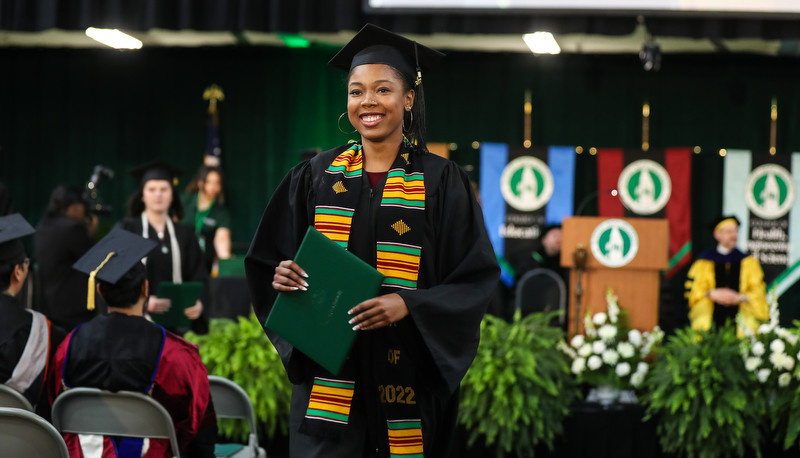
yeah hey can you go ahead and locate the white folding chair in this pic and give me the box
[52,387,181,458]
[208,375,267,458]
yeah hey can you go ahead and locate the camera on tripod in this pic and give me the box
[84,165,114,216]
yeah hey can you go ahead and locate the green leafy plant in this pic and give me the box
[560,288,663,391]
[185,315,292,442]
[642,324,766,458]
[459,311,580,457]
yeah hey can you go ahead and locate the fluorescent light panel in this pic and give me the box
[523,32,561,54]
[85,27,142,49]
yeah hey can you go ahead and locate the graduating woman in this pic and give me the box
[245,24,499,457]
[120,161,208,334]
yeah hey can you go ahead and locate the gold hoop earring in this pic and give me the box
[338,112,357,134]
[402,110,414,132]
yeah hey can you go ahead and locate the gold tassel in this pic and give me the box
[87,251,115,311]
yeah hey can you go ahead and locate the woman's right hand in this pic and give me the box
[273,260,308,292]
[148,296,172,314]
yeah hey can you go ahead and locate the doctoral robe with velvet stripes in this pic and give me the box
[49,313,216,458]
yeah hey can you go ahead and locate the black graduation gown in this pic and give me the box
[245,144,500,458]
[35,215,95,330]
[0,293,65,418]
[119,217,209,334]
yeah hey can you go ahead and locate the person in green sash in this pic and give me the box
[182,165,232,274]
[246,24,499,458]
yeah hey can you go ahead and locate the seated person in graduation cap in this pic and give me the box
[686,215,768,334]
[120,160,208,335]
[0,214,65,418]
[49,228,216,458]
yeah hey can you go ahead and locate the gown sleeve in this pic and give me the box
[686,258,715,331]
[396,160,500,395]
[245,161,314,382]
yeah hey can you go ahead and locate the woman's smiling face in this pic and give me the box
[347,63,414,145]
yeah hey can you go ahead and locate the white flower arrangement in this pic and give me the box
[740,290,800,391]
[561,287,664,390]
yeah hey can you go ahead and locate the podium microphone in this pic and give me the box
[575,188,618,216]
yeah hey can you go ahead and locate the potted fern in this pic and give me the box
[459,311,579,457]
[641,323,766,458]
[185,314,292,446]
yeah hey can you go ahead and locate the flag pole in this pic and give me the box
[524,89,532,148]
[770,97,777,156]
[642,101,650,152]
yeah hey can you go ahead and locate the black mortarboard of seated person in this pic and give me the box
[72,227,158,310]
[0,213,35,266]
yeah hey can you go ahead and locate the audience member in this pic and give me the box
[0,213,65,418]
[35,185,98,330]
[686,215,768,334]
[50,227,216,457]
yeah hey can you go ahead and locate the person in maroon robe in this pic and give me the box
[49,228,216,457]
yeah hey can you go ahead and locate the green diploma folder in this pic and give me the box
[153,281,204,329]
[265,227,384,375]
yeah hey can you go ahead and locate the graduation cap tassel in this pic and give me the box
[414,42,422,87]
[87,251,116,311]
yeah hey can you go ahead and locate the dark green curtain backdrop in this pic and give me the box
[2,45,800,322]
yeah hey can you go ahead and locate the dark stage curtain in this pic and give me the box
[3,0,800,39]
[3,45,800,322]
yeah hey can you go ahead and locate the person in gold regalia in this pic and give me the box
[686,216,768,333]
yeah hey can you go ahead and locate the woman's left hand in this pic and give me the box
[348,293,408,331]
[184,300,204,320]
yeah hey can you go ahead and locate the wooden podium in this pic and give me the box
[561,216,668,336]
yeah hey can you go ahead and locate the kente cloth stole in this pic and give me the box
[306,141,426,453]
[314,140,425,290]
[304,377,355,424]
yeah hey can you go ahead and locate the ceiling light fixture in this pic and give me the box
[523,32,561,55]
[85,27,142,49]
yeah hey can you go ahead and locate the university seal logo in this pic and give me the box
[617,159,672,215]
[745,164,794,220]
[590,219,639,268]
[500,156,554,211]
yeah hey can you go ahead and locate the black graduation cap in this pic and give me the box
[73,227,158,310]
[712,215,740,232]
[129,160,183,187]
[328,23,445,86]
[0,213,35,265]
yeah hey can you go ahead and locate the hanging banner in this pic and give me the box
[722,150,800,296]
[480,143,576,286]
[596,148,693,278]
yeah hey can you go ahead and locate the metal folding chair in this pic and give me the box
[515,268,567,327]
[208,375,267,458]
[52,387,181,458]
[0,406,69,457]
[0,383,34,411]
